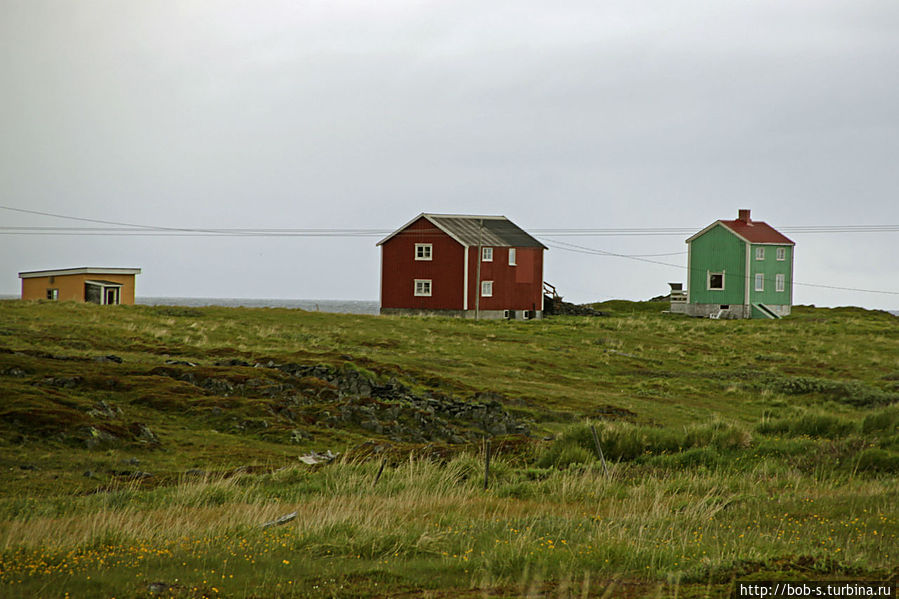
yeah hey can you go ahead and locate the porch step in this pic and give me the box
[753,303,781,319]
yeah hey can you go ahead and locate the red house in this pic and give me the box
[377,213,547,319]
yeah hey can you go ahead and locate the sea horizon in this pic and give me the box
[1,294,897,317]
[136,296,380,315]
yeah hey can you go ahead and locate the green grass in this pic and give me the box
[0,299,897,597]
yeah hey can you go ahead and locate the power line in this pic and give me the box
[3,204,899,236]
[545,239,899,296]
[2,203,897,296]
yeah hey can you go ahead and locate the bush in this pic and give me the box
[757,411,856,439]
[767,376,898,407]
[862,405,899,435]
[537,419,751,467]
[854,448,899,474]
[684,419,752,450]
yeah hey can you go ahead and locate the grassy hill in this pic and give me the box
[0,300,896,598]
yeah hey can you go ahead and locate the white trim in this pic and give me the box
[84,280,122,305]
[413,279,432,297]
[754,273,764,292]
[755,247,765,261]
[744,241,751,307]
[414,243,433,261]
[775,273,785,292]
[19,267,141,279]
[686,240,692,303]
[482,247,493,262]
[508,248,517,266]
[707,270,725,290]
[481,280,493,297]
[776,247,786,261]
[463,246,469,310]
[47,288,59,300]
[789,245,795,306]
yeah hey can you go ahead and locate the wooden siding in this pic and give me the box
[380,217,466,310]
[465,246,544,312]
[688,224,746,306]
[381,215,546,314]
[748,244,793,306]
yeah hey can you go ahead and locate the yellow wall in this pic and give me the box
[21,274,137,304]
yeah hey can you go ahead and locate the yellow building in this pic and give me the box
[18,267,141,305]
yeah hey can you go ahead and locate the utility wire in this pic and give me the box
[544,239,899,296]
[2,203,897,296]
[3,204,899,236]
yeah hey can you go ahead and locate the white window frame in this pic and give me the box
[508,248,516,266]
[776,247,786,261]
[707,271,725,291]
[755,273,765,292]
[481,247,493,262]
[775,274,785,292]
[481,280,493,297]
[47,288,59,301]
[414,279,432,297]
[414,243,432,261]
[755,247,765,261]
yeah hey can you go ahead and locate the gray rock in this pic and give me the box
[93,355,123,363]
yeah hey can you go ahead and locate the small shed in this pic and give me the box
[685,210,794,319]
[18,267,141,305]
[377,214,546,318]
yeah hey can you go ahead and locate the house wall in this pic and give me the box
[380,217,545,315]
[688,224,746,306]
[380,217,466,310]
[21,274,137,304]
[748,244,793,310]
[466,245,544,312]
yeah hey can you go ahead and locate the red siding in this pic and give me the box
[467,246,543,311]
[381,216,545,313]
[381,217,466,310]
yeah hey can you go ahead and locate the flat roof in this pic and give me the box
[18,267,142,279]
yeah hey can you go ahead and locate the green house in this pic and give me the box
[685,209,795,319]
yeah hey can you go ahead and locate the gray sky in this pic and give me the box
[2,0,898,309]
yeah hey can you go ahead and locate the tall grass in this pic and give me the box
[1,455,895,598]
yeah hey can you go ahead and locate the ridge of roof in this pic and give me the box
[686,210,795,246]
[718,218,795,245]
[377,213,547,249]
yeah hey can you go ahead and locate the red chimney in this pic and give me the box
[738,209,751,223]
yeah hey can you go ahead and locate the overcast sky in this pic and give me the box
[2,1,898,309]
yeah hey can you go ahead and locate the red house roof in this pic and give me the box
[687,209,794,245]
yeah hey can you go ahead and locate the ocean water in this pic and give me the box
[2,294,897,317]
[135,297,380,315]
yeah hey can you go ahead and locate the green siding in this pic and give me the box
[688,224,746,305]
[749,244,792,306]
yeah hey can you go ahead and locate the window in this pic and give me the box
[776,274,785,292]
[414,243,432,261]
[481,247,493,262]
[755,247,765,261]
[708,272,724,290]
[755,273,764,291]
[414,279,432,296]
[508,248,516,266]
[46,289,59,300]
[481,280,493,297]
[776,247,786,261]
